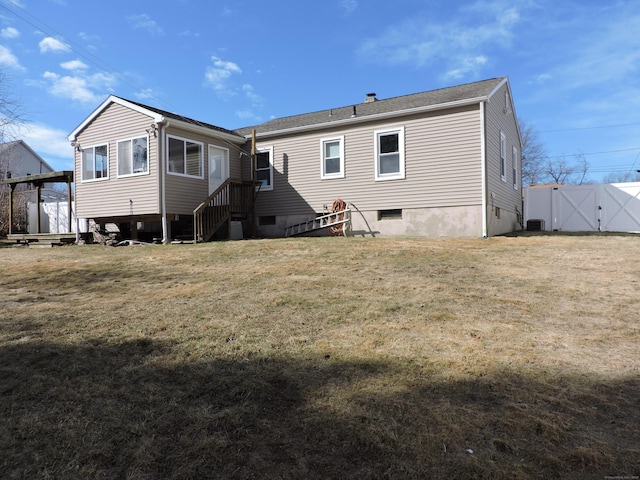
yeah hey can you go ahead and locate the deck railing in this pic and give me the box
[193,179,258,243]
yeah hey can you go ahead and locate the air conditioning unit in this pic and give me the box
[526,219,545,231]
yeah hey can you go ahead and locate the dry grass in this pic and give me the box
[1,235,639,479]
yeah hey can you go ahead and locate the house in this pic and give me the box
[0,140,68,235]
[67,77,522,242]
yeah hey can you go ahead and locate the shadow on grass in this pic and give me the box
[1,339,638,479]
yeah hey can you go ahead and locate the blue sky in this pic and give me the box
[0,0,639,182]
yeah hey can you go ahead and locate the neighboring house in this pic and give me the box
[68,77,523,242]
[0,140,67,235]
[0,140,61,195]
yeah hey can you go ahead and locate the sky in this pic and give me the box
[0,0,639,183]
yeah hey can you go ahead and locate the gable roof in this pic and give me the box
[68,95,244,143]
[0,140,55,174]
[236,77,507,138]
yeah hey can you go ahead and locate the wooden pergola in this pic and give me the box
[2,170,74,235]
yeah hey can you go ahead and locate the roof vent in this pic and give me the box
[365,92,378,103]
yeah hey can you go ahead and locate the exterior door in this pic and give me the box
[209,145,229,196]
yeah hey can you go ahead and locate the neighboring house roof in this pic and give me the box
[236,77,508,138]
[0,140,56,176]
[68,95,245,143]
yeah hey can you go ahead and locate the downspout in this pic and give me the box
[159,123,168,243]
[480,101,488,238]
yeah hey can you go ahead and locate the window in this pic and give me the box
[82,144,109,181]
[167,135,203,178]
[256,146,273,191]
[320,136,345,179]
[375,127,405,181]
[512,146,518,189]
[500,131,506,182]
[118,136,149,176]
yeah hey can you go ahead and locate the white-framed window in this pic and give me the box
[81,144,109,181]
[374,127,405,181]
[320,135,345,179]
[256,146,273,191]
[500,131,506,182]
[167,135,203,178]
[118,136,149,177]
[512,146,518,189]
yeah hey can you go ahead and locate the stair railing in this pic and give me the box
[193,179,258,243]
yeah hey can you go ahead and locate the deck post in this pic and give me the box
[35,183,41,234]
[8,183,15,235]
[67,179,73,233]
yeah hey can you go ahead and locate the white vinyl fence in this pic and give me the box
[524,183,640,232]
[28,200,83,234]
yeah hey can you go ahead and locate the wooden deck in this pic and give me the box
[7,232,79,247]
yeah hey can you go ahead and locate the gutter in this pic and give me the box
[245,96,489,140]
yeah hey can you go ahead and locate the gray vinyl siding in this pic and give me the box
[74,103,160,219]
[484,82,522,217]
[163,125,244,215]
[254,104,483,216]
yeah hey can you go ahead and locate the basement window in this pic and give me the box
[259,215,276,225]
[378,209,403,220]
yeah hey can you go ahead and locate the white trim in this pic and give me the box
[116,135,150,178]
[68,96,245,145]
[374,126,405,181]
[166,134,204,179]
[80,143,110,182]
[68,95,164,142]
[208,144,230,195]
[255,146,274,191]
[320,135,345,179]
[500,131,507,182]
[486,77,509,104]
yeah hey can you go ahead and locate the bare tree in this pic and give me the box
[542,153,590,185]
[518,118,547,186]
[602,170,640,183]
[0,73,25,236]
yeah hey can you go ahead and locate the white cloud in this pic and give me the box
[18,122,73,169]
[0,45,24,71]
[357,1,529,78]
[205,56,242,94]
[126,14,164,36]
[235,108,262,123]
[60,59,89,71]
[341,0,358,15]
[42,70,116,103]
[1,27,19,39]
[242,84,263,107]
[39,36,70,54]
[444,56,488,80]
[135,88,157,100]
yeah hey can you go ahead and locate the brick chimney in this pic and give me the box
[365,92,378,103]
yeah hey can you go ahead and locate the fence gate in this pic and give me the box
[525,182,640,232]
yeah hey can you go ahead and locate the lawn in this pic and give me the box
[1,236,639,479]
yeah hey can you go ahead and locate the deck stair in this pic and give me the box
[193,179,258,242]
[284,208,351,237]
